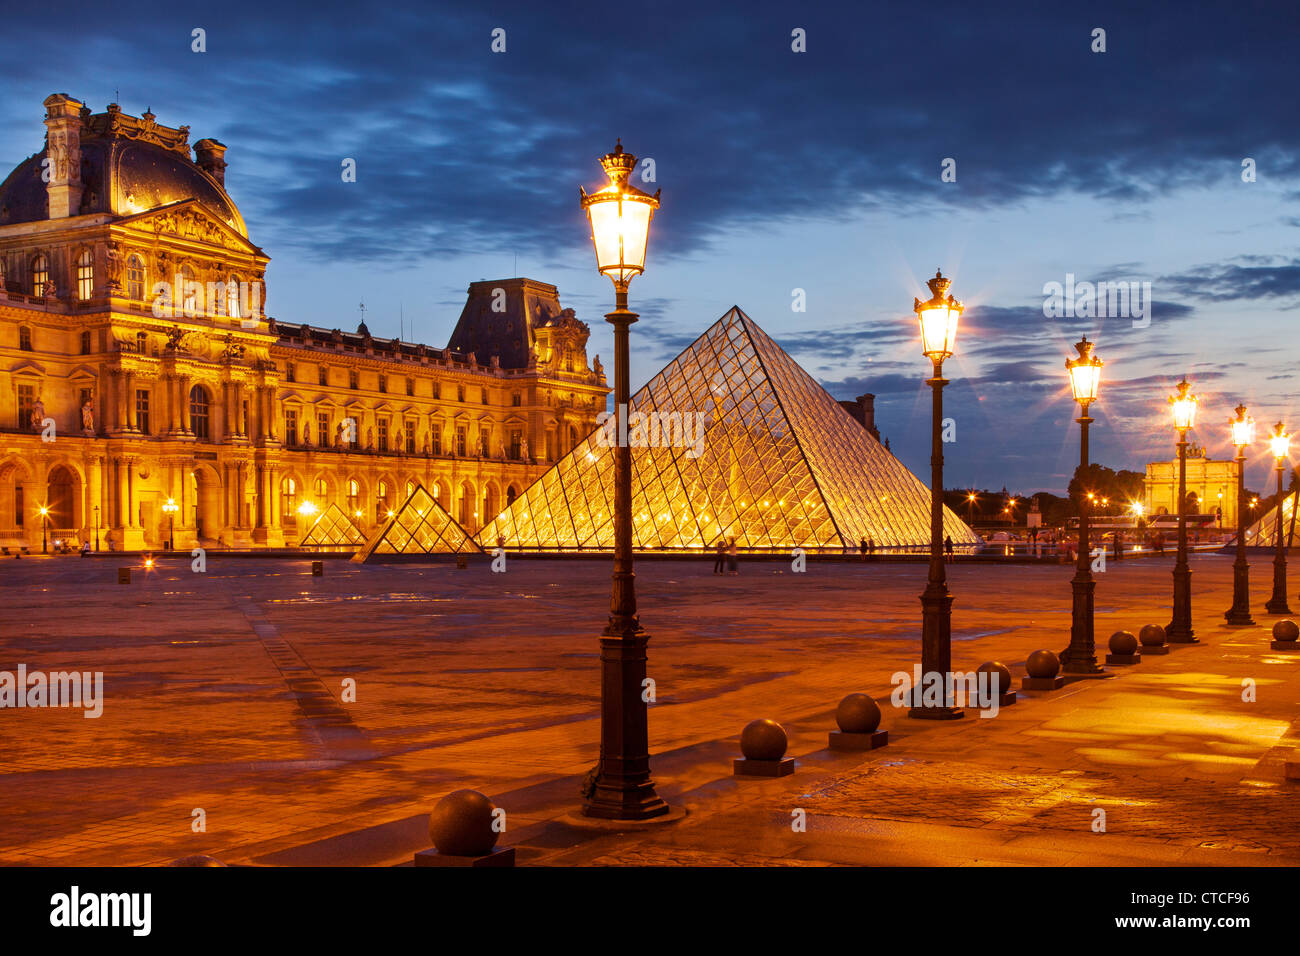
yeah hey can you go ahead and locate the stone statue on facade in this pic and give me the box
[395,429,405,454]
[81,398,94,434]
[30,398,46,432]
[365,426,374,451]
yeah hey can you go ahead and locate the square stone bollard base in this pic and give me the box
[311,561,323,576]
[118,568,131,584]
[1021,675,1064,691]
[1105,653,1141,665]
[414,846,515,867]
[1271,642,1300,651]
[828,730,888,751]
[734,757,795,777]
[1140,644,1170,655]
[1286,762,1300,781]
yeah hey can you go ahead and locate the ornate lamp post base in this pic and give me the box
[907,588,965,720]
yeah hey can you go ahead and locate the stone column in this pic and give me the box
[122,370,135,432]
[179,374,192,434]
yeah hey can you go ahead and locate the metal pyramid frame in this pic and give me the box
[352,481,484,562]
[298,502,367,552]
[477,306,977,552]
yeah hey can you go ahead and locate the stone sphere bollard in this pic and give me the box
[1109,631,1139,655]
[1025,649,1060,679]
[1273,620,1299,643]
[428,789,500,857]
[1138,624,1166,646]
[977,661,1013,697]
[740,719,788,761]
[835,694,881,734]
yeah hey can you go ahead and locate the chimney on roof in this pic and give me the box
[838,393,881,441]
[42,93,85,218]
[194,138,228,186]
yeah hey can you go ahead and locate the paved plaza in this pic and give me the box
[1,551,1298,866]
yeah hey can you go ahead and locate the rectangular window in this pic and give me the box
[126,258,144,300]
[317,412,329,447]
[80,331,91,355]
[377,417,388,452]
[14,485,23,527]
[17,384,35,429]
[285,408,298,446]
[457,385,465,403]
[406,378,415,396]
[405,419,416,454]
[286,362,295,383]
[479,429,490,457]
[431,426,442,456]
[455,425,467,457]
[77,254,94,301]
[135,389,150,434]
[318,365,328,386]
[432,382,441,399]
[546,433,555,461]
[512,392,521,407]
[481,388,489,405]
[379,375,387,394]
[241,399,249,436]
[509,430,522,461]
[349,370,359,390]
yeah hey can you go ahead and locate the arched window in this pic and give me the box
[76,250,94,301]
[347,478,361,516]
[126,255,145,301]
[189,385,210,439]
[31,255,49,296]
[314,477,328,500]
[227,276,241,320]
[280,476,297,519]
[376,480,390,522]
[180,265,200,316]
[506,485,518,506]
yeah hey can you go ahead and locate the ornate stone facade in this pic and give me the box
[1143,447,1238,528]
[0,96,607,550]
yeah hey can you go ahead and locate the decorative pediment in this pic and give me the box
[117,199,261,254]
[84,105,191,156]
[8,359,47,378]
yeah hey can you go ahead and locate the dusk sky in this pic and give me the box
[2,0,1296,495]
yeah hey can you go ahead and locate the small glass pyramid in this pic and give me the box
[1239,492,1297,548]
[478,306,978,551]
[352,482,483,561]
[298,503,367,552]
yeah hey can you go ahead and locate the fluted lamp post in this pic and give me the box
[908,269,964,720]
[1167,379,1199,643]
[162,497,178,551]
[1265,422,1293,615]
[1061,336,1106,675]
[1224,405,1256,626]
[39,505,49,554]
[578,140,669,819]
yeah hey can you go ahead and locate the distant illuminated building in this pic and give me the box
[1143,444,1237,527]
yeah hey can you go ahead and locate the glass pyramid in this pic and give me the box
[477,306,978,552]
[298,503,367,552]
[1239,492,1297,548]
[352,482,483,562]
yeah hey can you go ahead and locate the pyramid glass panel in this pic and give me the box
[352,482,483,562]
[477,307,979,552]
[298,503,368,552]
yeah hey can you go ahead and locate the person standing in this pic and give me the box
[727,537,739,575]
[713,539,726,574]
[944,534,954,562]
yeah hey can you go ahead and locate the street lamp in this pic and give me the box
[1265,422,1293,615]
[908,268,964,719]
[1061,335,1105,675]
[1225,405,1256,626]
[967,492,977,526]
[1167,379,1199,643]
[578,140,668,818]
[93,504,100,552]
[39,505,49,554]
[161,497,178,550]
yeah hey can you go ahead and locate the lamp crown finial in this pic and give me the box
[599,139,636,186]
[926,269,951,300]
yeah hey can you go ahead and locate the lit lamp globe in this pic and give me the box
[1269,423,1291,463]
[579,140,660,292]
[1066,336,1102,406]
[915,269,962,365]
[1169,379,1198,433]
[161,498,178,515]
[297,500,319,519]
